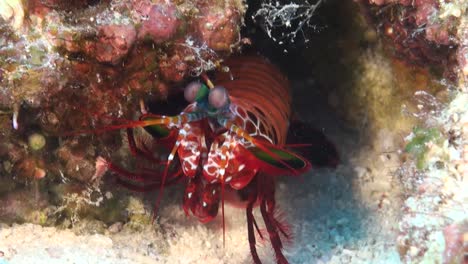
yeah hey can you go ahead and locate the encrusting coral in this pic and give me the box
[358,0,468,80]
[0,0,246,226]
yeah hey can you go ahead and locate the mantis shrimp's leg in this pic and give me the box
[246,180,262,264]
[253,215,264,241]
[101,127,181,191]
[115,174,182,192]
[105,159,183,192]
[260,202,288,264]
[258,173,289,264]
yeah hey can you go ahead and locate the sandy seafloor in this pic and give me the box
[0,163,402,264]
[0,84,466,264]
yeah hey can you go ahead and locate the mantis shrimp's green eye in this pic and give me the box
[184,82,202,103]
[209,86,229,109]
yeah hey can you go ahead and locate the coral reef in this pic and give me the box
[396,90,467,263]
[0,0,467,263]
[0,4,249,263]
[0,0,246,111]
[358,0,468,80]
[0,0,245,228]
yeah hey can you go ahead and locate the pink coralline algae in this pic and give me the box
[27,0,109,17]
[0,0,246,188]
[442,222,467,264]
[136,2,181,43]
[0,0,245,116]
[94,24,137,65]
[196,6,241,52]
[358,0,466,78]
[368,0,412,5]
[159,52,189,83]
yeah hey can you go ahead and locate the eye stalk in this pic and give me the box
[209,86,229,109]
[184,82,202,103]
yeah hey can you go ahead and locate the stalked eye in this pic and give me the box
[208,86,229,109]
[184,81,202,103]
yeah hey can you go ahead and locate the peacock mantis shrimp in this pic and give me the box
[80,56,331,264]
